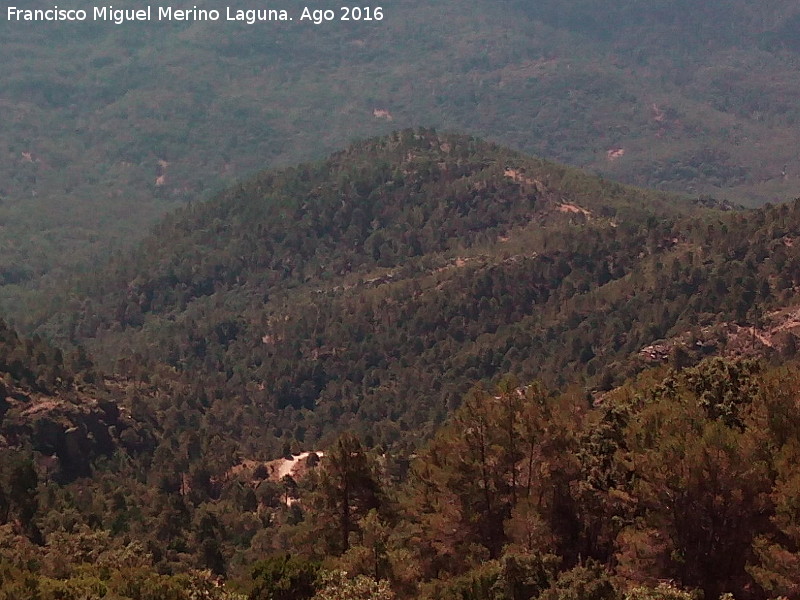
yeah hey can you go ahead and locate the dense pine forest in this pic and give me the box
[5,325,800,598]
[3,131,800,598]
[6,1,800,598]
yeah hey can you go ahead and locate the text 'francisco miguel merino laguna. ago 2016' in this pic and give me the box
[6,5,385,25]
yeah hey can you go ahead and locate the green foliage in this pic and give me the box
[0,319,72,392]
[683,357,762,428]
[249,554,319,600]
[312,570,394,600]
[305,434,384,555]
[29,131,800,468]
[748,428,800,597]
[494,552,559,600]
[2,354,800,600]
[539,562,617,600]
[6,133,800,600]
[618,360,774,597]
[5,457,37,519]
[420,561,502,600]
[0,564,245,600]
[623,584,695,600]
[393,358,800,599]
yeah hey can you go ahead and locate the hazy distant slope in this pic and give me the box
[3,0,800,295]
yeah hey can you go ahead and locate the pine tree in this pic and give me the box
[308,433,383,555]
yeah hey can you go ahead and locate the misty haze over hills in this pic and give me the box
[3,0,800,300]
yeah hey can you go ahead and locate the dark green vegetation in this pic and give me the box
[30,131,800,455]
[5,131,800,597]
[5,324,800,598]
[5,0,800,596]
[0,318,154,481]
[5,0,800,303]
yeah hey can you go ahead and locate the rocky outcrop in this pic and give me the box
[0,384,154,481]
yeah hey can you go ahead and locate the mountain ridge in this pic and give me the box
[23,130,800,458]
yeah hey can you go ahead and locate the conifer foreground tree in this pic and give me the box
[307,433,383,555]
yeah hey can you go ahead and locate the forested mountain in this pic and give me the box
[4,131,800,597]
[30,130,685,450]
[7,0,800,596]
[4,0,800,303]
[28,130,800,457]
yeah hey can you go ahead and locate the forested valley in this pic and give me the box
[3,131,800,598]
[6,0,800,597]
